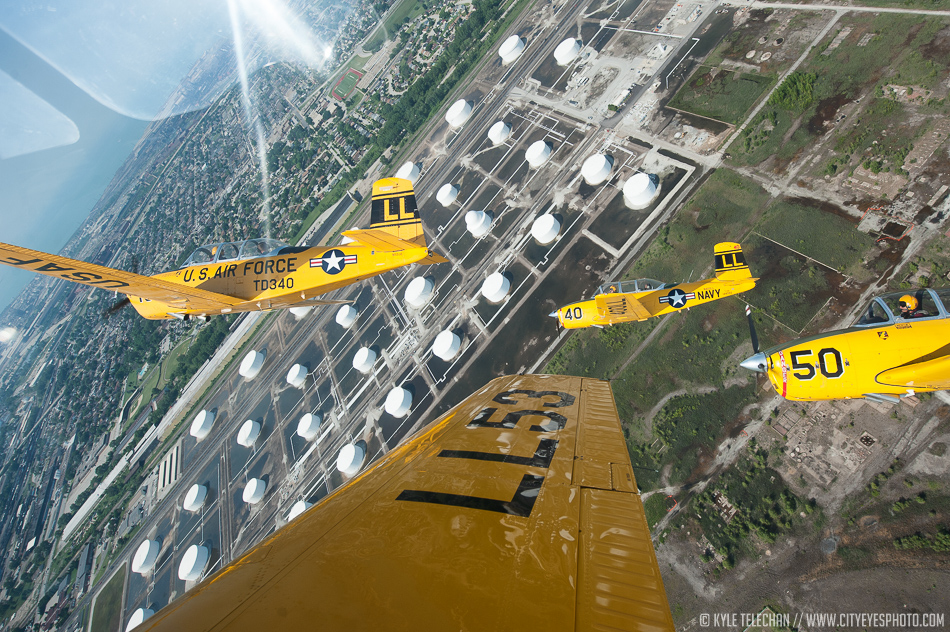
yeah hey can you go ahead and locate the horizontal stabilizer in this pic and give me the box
[0,242,240,309]
[340,228,413,252]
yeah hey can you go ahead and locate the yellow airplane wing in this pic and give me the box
[0,242,241,310]
[140,375,674,632]
[595,292,654,321]
[876,347,950,390]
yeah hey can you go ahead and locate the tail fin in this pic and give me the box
[714,242,752,281]
[369,177,426,246]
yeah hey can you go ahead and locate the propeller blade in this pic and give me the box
[745,304,759,354]
[104,296,131,317]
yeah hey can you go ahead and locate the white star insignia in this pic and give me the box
[324,252,344,271]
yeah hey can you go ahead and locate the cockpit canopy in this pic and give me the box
[180,239,290,268]
[597,279,667,295]
[852,289,950,327]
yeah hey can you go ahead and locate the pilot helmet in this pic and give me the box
[899,294,918,311]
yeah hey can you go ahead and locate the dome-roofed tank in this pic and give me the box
[623,172,659,209]
[190,410,215,440]
[581,153,613,185]
[236,419,261,448]
[352,347,377,374]
[296,412,323,441]
[385,386,412,418]
[238,350,265,379]
[404,277,434,309]
[131,540,160,576]
[335,304,358,329]
[481,272,511,303]
[525,140,552,168]
[288,500,313,521]
[178,544,209,581]
[498,35,525,64]
[183,484,208,512]
[445,99,473,128]
[432,330,462,361]
[337,442,366,476]
[289,306,313,320]
[487,121,512,145]
[286,364,308,388]
[243,478,267,505]
[531,214,561,245]
[395,161,421,183]
[465,210,493,238]
[554,37,581,65]
[126,608,154,631]
[436,183,459,207]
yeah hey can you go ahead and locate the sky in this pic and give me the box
[0,0,337,313]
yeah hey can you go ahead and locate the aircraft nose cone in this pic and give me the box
[740,352,767,373]
[549,311,558,318]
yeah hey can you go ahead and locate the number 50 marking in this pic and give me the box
[789,348,844,380]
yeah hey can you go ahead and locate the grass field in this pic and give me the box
[644,493,671,527]
[668,67,774,125]
[754,199,875,273]
[90,566,125,632]
[332,69,362,100]
[364,0,426,52]
[730,14,950,170]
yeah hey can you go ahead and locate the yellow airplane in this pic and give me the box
[132,374,675,631]
[740,289,950,402]
[0,178,446,321]
[552,242,756,329]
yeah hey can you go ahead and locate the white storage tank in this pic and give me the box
[296,412,323,441]
[404,277,435,309]
[289,306,313,320]
[238,350,265,379]
[178,544,209,582]
[337,443,366,476]
[385,387,413,418]
[286,364,308,389]
[487,120,512,145]
[126,608,154,631]
[190,410,215,441]
[465,210,493,238]
[335,304,358,329]
[581,154,613,185]
[498,35,525,64]
[436,183,459,207]
[525,140,552,168]
[183,484,208,513]
[287,500,313,521]
[236,420,261,448]
[623,172,659,209]
[243,478,267,505]
[432,330,462,361]
[554,38,581,65]
[352,347,377,374]
[531,214,561,245]
[131,540,160,576]
[481,272,511,303]
[445,99,473,128]
[395,161,421,183]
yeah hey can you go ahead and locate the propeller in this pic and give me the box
[549,310,561,336]
[740,304,767,373]
[104,296,131,318]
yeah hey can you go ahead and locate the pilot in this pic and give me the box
[607,285,618,293]
[898,295,925,319]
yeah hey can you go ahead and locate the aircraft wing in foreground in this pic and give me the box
[138,375,674,632]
